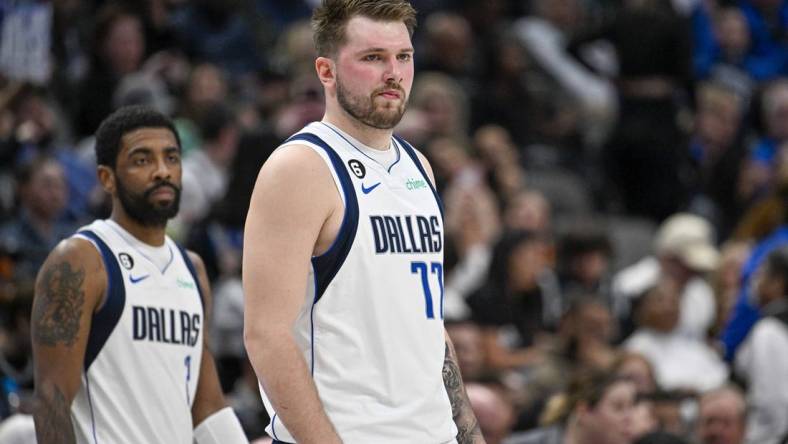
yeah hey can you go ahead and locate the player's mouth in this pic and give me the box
[147,183,178,200]
[378,90,402,100]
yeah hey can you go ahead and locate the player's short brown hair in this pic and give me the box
[311,0,417,57]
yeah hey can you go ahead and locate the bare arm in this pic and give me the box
[31,239,105,443]
[444,332,485,444]
[243,146,342,444]
[188,251,229,425]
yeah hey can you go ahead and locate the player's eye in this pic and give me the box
[397,53,412,62]
[363,54,381,61]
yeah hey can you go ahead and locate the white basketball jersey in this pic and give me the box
[261,122,457,443]
[70,220,204,444]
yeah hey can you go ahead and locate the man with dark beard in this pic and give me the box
[30,106,248,444]
[242,1,483,443]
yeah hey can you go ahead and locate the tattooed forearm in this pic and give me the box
[33,262,85,347]
[443,342,484,444]
[34,386,76,444]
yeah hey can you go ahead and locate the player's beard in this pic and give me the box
[336,75,407,130]
[116,177,181,228]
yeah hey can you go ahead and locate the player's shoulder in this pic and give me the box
[266,141,330,172]
[44,235,104,272]
[36,233,107,300]
[256,141,337,194]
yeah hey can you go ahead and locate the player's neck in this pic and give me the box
[109,208,167,247]
[323,110,392,151]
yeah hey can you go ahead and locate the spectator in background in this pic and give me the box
[473,125,527,206]
[515,0,616,149]
[417,12,480,91]
[174,63,229,154]
[468,230,561,371]
[470,32,534,147]
[696,385,747,444]
[624,277,729,393]
[738,79,788,205]
[693,5,761,94]
[445,321,492,383]
[169,0,262,79]
[503,189,552,235]
[399,71,469,147]
[75,3,146,138]
[614,354,659,441]
[0,156,74,286]
[711,241,752,337]
[176,103,239,232]
[466,382,516,444]
[722,199,788,362]
[3,85,97,224]
[614,352,658,397]
[556,224,614,301]
[689,82,748,238]
[581,0,693,220]
[513,298,619,431]
[509,371,637,444]
[735,246,788,444]
[738,0,788,79]
[434,137,501,319]
[613,213,720,341]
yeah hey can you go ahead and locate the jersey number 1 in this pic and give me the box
[411,261,444,319]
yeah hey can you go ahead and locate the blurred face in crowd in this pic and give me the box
[507,239,545,292]
[187,64,227,108]
[574,302,615,344]
[424,13,472,72]
[330,16,414,129]
[764,83,788,141]
[446,322,486,381]
[15,93,57,145]
[104,128,182,228]
[504,191,551,233]
[103,14,145,76]
[637,280,680,333]
[697,389,746,444]
[716,9,750,58]
[467,383,514,444]
[571,250,610,288]
[578,380,636,444]
[22,159,68,222]
[616,354,657,395]
[696,86,742,151]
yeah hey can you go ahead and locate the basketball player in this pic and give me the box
[31,106,247,444]
[242,1,484,443]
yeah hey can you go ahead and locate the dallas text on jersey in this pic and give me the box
[370,214,442,254]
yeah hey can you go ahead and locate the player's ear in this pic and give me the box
[316,56,336,87]
[97,165,116,195]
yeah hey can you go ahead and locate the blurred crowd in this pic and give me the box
[1,0,788,443]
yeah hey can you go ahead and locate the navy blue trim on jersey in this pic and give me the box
[271,413,281,441]
[286,132,359,303]
[272,440,294,444]
[177,245,205,311]
[393,135,444,219]
[79,230,126,371]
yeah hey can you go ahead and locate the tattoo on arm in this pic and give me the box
[443,343,483,444]
[34,386,76,444]
[33,262,86,347]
